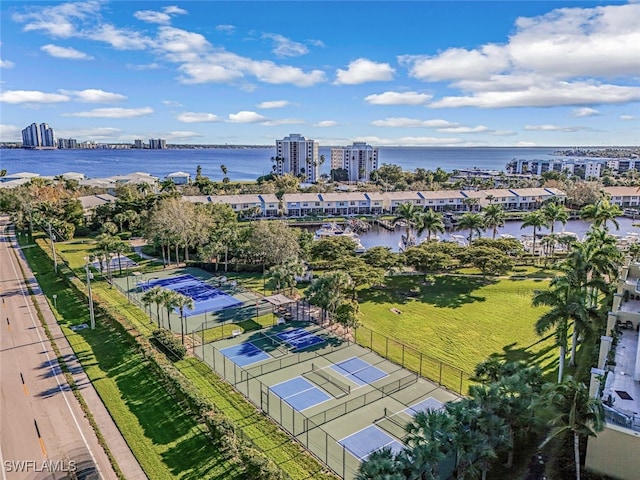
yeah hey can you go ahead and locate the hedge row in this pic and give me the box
[38,239,287,480]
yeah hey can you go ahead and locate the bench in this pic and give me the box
[232,329,242,337]
[277,317,286,325]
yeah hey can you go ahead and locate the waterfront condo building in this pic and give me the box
[274,134,319,183]
[149,138,167,149]
[21,122,55,149]
[331,142,379,182]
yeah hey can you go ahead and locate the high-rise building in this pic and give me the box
[134,139,144,149]
[57,138,78,149]
[274,134,319,182]
[330,142,378,182]
[148,138,166,149]
[21,122,55,148]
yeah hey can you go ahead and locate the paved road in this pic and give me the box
[0,217,144,480]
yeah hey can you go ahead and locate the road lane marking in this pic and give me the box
[20,372,29,396]
[6,317,9,332]
[33,420,47,457]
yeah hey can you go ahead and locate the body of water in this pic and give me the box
[1,146,570,182]
[357,217,640,252]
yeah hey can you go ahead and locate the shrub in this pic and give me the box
[241,448,284,480]
[152,328,187,359]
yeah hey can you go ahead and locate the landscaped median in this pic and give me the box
[29,235,336,480]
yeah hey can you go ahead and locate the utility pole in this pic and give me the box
[85,259,95,330]
[48,221,57,274]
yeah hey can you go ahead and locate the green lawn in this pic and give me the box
[22,237,241,479]
[358,274,558,384]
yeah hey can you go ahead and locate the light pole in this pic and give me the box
[52,294,57,310]
[85,258,95,330]
[48,222,57,274]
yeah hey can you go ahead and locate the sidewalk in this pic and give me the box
[13,231,148,480]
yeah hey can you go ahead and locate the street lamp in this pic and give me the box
[52,294,57,310]
[84,258,95,330]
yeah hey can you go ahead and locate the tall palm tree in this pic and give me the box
[456,213,485,244]
[541,377,605,480]
[521,210,548,256]
[160,289,180,331]
[532,275,590,380]
[482,204,506,239]
[174,293,195,344]
[141,286,163,327]
[416,209,445,242]
[403,409,455,480]
[580,198,622,230]
[355,447,404,480]
[542,201,570,234]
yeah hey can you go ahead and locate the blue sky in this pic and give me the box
[1,1,639,147]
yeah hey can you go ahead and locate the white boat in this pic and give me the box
[314,223,366,253]
[398,232,418,252]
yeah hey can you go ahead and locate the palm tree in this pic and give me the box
[541,377,605,480]
[160,289,180,331]
[580,198,622,230]
[355,447,404,480]
[456,213,485,244]
[482,204,506,239]
[521,210,548,256]
[416,209,445,242]
[532,275,590,380]
[542,202,570,234]
[393,202,422,247]
[305,271,353,324]
[174,293,195,344]
[403,409,455,480]
[141,286,163,327]
[110,237,130,274]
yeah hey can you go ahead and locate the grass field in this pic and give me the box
[358,274,559,383]
[22,237,239,479]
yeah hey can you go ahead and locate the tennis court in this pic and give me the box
[143,274,243,316]
[92,255,138,271]
[219,342,271,367]
[198,322,461,479]
[270,376,332,411]
[339,425,404,461]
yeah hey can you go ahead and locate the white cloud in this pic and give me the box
[216,24,235,34]
[64,107,154,118]
[353,135,464,146]
[41,44,94,60]
[162,100,182,107]
[371,117,458,128]
[430,81,640,108]
[524,124,590,132]
[227,111,267,123]
[59,89,126,103]
[314,121,338,128]
[127,63,162,71]
[436,125,490,134]
[56,127,123,140]
[365,91,432,105]
[87,23,154,50]
[0,90,69,104]
[177,112,220,123]
[12,1,102,38]
[399,3,640,109]
[134,10,172,25]
[263,33,308,57]
[334,58,395,85]
[157,27,209,54]
[0,124,21,141]
[261,118,305,126]
[0,59,15,69]
[489,130,517,136]
[573,107,600,117]
[620,114,636,121]
[400,45,509,82]
[258,100,290,109]
[165,130,202,141]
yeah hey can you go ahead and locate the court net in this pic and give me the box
[375,410,409,441]
[303,363,351,398]
[259,331,290,356]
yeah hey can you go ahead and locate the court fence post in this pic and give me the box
[439,361,443,385]
[419,352,423,377]
[385,337,388,358]
[201,323,204,359]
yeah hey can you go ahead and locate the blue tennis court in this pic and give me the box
[330,357,388,386]
[270,377,331,411]
[339,425,404,461]
[405,397,444,416]
[142,274,242,316]
[220,342,270,367]
[276,328,325,351]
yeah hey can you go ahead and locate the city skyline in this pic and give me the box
[1,1,639,147]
